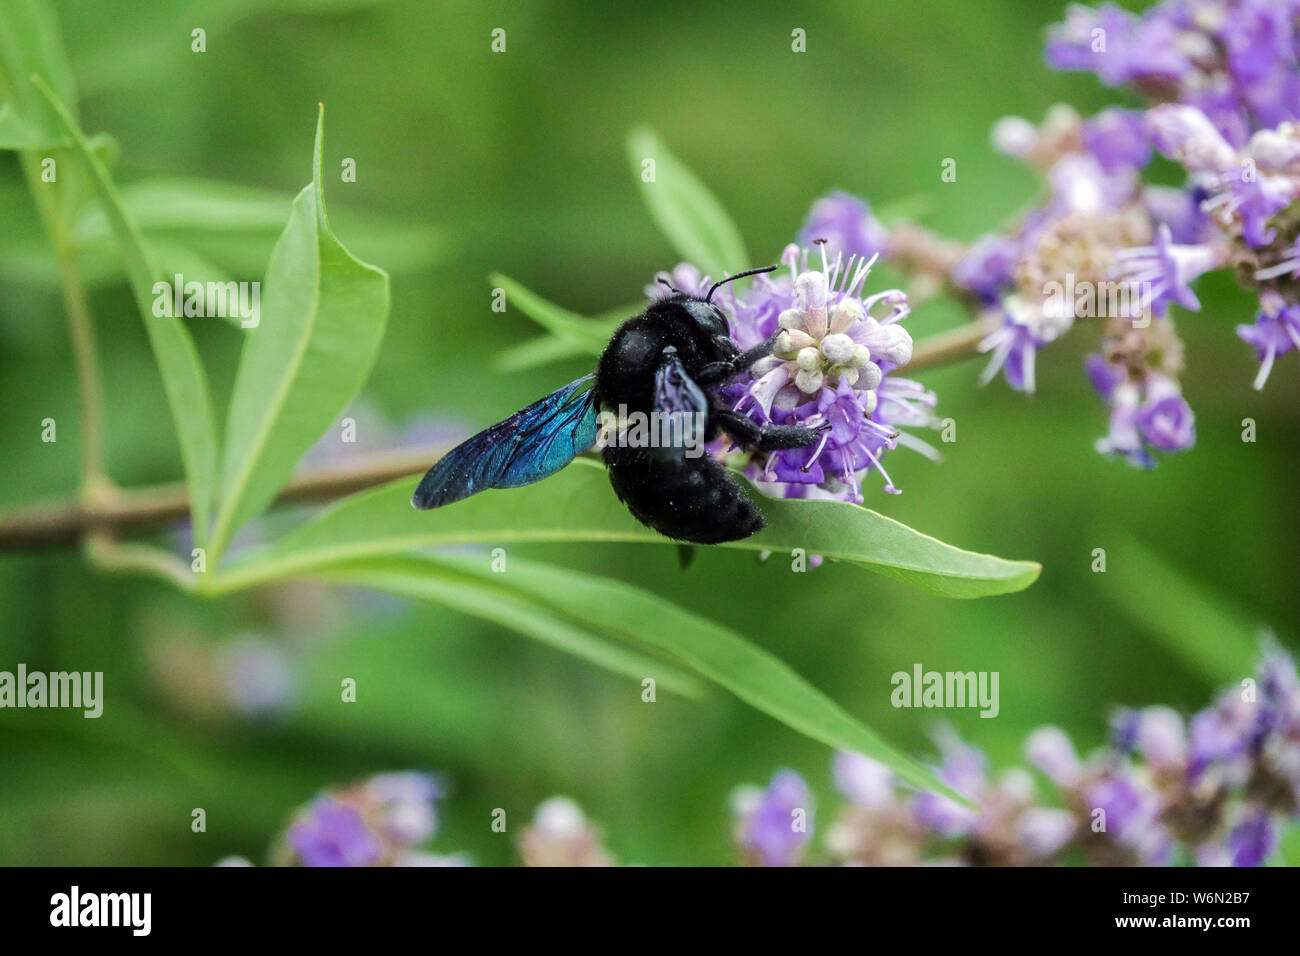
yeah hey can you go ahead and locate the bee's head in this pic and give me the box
[678,297,731,340]
[657,264,779,341]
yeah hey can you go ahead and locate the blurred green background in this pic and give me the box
[0,0,1296,865]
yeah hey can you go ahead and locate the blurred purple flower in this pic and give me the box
[797,191,888,262]
[1111,224,1222,316]
[278,771,453,867]
[1045,3,1191,88]
[1237,300,1300,389]
[1083,108,1152,173]
[733,770,814,866]
[1226,808,1278,867]
[1087,358,1194,466]
[950,234,1020,303]
[288,798,385,867]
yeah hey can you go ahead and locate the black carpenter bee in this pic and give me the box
[411,265,828,543]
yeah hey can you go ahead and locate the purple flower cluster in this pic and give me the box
[1044,0,1300,390]
[951,99,1205,466]
[883,0,1300,468]
[651,235,936,504]
[735,649,1299,866]
[1046,1,1300,145]
[1086,348,1195,468]
[274,772,469,867]
[218,643,1300,869]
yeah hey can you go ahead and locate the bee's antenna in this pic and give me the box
[706,264,779,303]
[656,277,679,293]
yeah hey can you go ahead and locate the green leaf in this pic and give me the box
[316,556,705,697]
[209,105,390,561]
[0,103,43,148]
[141,238,246,328]
[746,482,1041,598]
[490,273,612,355]
[75,176,297,236]
[626,127,748,277]
[490,292,631,372]
[0,0,75,149]
[1096,534,1263,682]
[323,552,962,801]
[493,334,593,373]
[34,76,220,543]
[215,458,1039,597]
[72,176,443,278]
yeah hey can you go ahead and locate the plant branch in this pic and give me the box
[906,315,999,372]
[0,313,996,551]
[0,445,447,548]
[55,247,108,496]
[21,148,110,499]
[84,530,197,592]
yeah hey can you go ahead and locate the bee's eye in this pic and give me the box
[683,299,728,336]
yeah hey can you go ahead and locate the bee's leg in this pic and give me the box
[713,407,827,451]
[695,335,780,386]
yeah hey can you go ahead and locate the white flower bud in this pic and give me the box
[1249,128,1300,171]
[860,324,913,367]
[776,328,815,354]
[805,308,828,340]
[793,270,828,311]
[851,343,872,367]
[794,367,824,394]
[1136,706,1187,767]
[778,308,807,331]
[796,272,829,338]
[795,347,821,371]
[991,115,1038,159]
[819,332,856,365]
[856,361,882,391]
[533,797,587,838]
[1146,104,1237,174]
[829,297,864,334]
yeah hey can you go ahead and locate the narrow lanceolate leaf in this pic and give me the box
[490,273,611,355]
[216,458,1039,598]
[209,105,390,561]
[493,334,593,373]
[71,175,445,277]
[316,556,705,698]
[1096,534,1263,682]
[322,552,964,802]
[626,127,748,278]
[0,103,43,148]
[35,77,219,542]
[0,1,76,149]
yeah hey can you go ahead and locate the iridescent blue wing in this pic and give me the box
[651,347,707,455]
[411,375,599,510]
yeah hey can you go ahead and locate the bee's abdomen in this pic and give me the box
[602,447,764,544]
